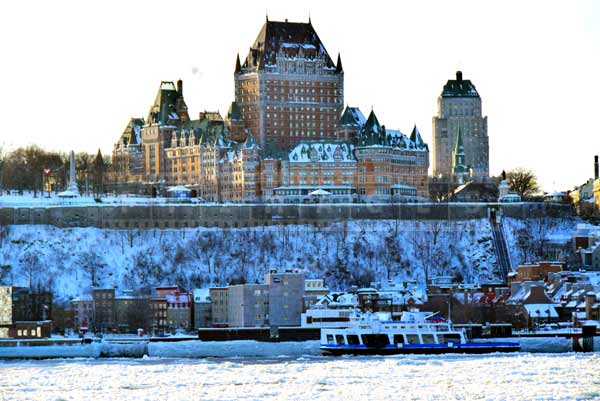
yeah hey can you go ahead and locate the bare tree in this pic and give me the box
[507,168,539,198]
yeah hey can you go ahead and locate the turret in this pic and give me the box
[235,53,242,74]
[336,53,343,74]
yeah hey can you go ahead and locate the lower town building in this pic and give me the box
[0,286,52,339]
[92,288,115,333]
[193,289,212,329]
[265,271,305,327]
[220,271,306,328]
[210,287,228,327]
[166,291,192,332]
[72,289,151,334]
[227,284,269,327]
[71,294,93,332]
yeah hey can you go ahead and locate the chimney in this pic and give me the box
[594,155,598,180]
[585,292,596,320]
[177,79,183,95]
[456,71,463,81]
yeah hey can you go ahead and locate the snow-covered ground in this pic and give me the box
[0,353,598,401]
[503,216,580,266]
[0,220,498,297]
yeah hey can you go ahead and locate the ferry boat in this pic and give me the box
[320,311,520,355]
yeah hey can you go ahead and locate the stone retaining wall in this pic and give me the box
[0,203,572,229]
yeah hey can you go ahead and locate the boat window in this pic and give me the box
[361,334,390,348]
[406,334,420,344]
[347,334,360,345]
[335,335,345,345]
[393,334,404,344]
[439,334,461,343]
[326,334,334,344]
[422,334,436,344]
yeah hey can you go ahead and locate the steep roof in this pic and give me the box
[441,71,480,98]
[363,110,383,135]
[118,118,144,146]
[453,128,468,174]
[168,113,229,149]
[227,101,242,121]
[288,141,355,163]
[243,132,260,150]
[353,110,428,151]
[240,19,337,72]
[335,53,343,73]
[339,106,366,127]
[146,81,190,125]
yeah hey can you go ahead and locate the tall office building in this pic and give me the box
[432,71,489,179]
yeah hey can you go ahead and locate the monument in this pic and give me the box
[58,151,79,198]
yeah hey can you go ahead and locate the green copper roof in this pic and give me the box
[227,101,242,121]
[146,81,189,125]
[119,118,144,146]
[453,127,467,173]
[441,71,480,98]
[339,106,365,126]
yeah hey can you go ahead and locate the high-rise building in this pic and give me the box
[432,71,489,179]
[234,18,344,153]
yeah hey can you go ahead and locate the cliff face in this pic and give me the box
[0,219,503,299]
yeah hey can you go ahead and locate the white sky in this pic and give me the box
[1,0,599,191]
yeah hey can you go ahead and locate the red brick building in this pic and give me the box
[234,18,344,152]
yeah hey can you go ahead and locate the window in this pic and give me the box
[326,334,334,344]
[335,335,345,345]
[439,334,461,343]
[422,334,436,344]
[347,334,360,345]
[406,334,420,344]
[361,334,390,348]
[393,334,405,344]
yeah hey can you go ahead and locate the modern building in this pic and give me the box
[227,284,269,327]
[432,71,489,179]
[221,271,306,328]
[265,270,305,327]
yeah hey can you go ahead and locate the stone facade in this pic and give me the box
[432,71,489,179]
[209,287,228,326]
[0,203,573,230]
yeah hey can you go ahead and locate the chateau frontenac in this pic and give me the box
[113,18,430,203]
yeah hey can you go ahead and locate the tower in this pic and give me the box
[234,18,344,153]
[432,71,488,179]
[452,128,469,185]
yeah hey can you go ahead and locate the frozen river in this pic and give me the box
[0,353,599,401]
